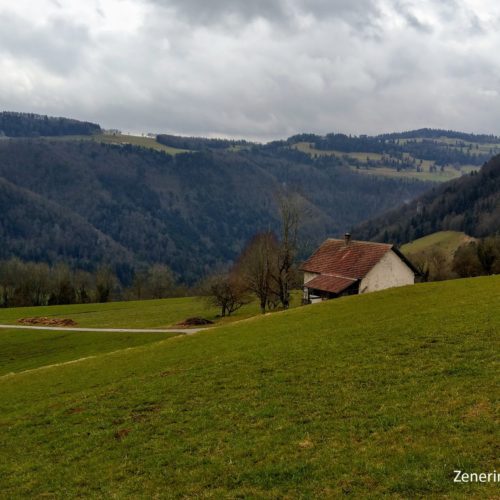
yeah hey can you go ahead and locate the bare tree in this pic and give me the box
[235,232,279,314]
[204,272,248,317]
[95,266,116,303]
[452,243,483,278]
[27,262,51,306]
[49,263,76,305]
[0,258,48,307]
[131,268,148,300]
[147,264,175,299]
[273,192,302,309]
[409,248,453,281]
[74,270,93,304]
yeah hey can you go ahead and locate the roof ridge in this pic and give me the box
[326,238,393,247]
[319,272,358,281]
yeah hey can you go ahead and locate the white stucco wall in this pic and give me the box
[359,250,414,294]
[303,271,319,284]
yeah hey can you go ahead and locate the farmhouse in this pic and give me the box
[302,233,419,303]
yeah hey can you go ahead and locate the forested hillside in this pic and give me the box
[0,112,101,137]
[0,177,132,268]
[4,112,499,285]
[0,137,427,283]
[354,154,500,244]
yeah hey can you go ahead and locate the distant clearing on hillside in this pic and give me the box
[36,133,190,155]
[293,141,483,182]
[401,231,475,257]
[95,134,190,154]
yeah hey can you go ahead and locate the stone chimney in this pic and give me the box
[344,232,352,246]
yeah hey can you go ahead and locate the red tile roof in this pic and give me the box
[305,274,358,295]
[302,239,393,280]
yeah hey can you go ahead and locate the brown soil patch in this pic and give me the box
[114,429,131,440]
[464,400,492,420]
[174,317,213,327]
[298,438,314,449]
[18,317,77,327]
[66,407,85,414]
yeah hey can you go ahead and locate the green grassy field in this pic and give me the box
[0,294,294,329]
[294,142,384,161]
[38,134,190,155]
[1,276,498,497]
[348,165,461,181]
[401,231,475,257]
[0,328,179,376]
[293,141,482,182]
[94,134,190,154]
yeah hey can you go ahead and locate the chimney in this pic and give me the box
[344,232,352,246]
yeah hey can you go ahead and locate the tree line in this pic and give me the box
[156,134,249,151]
[408,236,500,282]
[378,128,500,144]
[0,112,101,137]
[0,260,185,308]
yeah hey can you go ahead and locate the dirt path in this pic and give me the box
[0,325,208,379]
[0,324,208,334]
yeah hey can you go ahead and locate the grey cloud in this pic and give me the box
[467,13,485,35]
[403,12,433,33]
[1,0,500,140]
[147,0,381,30]
[147,0,287,24]
[0,13,90,75]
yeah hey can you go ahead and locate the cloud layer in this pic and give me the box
[1,0,499,139]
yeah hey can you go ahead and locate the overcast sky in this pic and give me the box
[0,0,499,140]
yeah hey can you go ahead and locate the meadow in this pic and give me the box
[93,133,190,154]
[401,231,475,258]
[0,294,293,329]
[0,328,178,376]
[293,141,482,182]
[39,133,190,155]
[0,276,498,497]
[0,295,299,375]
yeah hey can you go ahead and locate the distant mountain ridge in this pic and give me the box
[354,154,500,244]
[0,111,101,137]
[376,128,499,143]
[285,130,499,167]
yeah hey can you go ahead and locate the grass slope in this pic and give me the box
[39,133,190,155]
[93,134,190,154]
[1,276,499,497]
[0,328,178,376]
[0,294,296,329]
[401,231,475,257]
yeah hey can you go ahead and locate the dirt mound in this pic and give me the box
[18,317,77,327]
[175,317,213,327]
